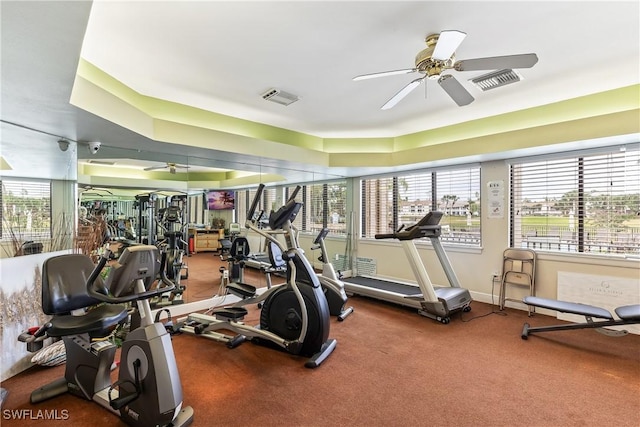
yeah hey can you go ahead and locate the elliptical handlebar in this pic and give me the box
[287,185,301,202]
[247,183,265,222]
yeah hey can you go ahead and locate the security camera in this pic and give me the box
[57,139,69,152]
[87,141,101,154]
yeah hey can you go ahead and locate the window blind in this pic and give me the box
[510,144,640,256]
[1,179,52,240]
[361,166,481,246]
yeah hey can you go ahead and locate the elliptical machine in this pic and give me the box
[310,228,354,321]
[154,196,189,307]
[181,184,337,368]
[21,245,193,426]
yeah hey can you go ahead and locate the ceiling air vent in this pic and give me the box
[261,88,299,106]
[469,69,522,91]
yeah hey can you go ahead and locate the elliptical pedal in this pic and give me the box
[212,306,249,321]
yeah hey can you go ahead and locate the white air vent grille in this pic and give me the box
[469,69,522,91]
[261,88,299,106]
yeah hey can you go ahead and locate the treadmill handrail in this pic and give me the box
[375,211,443,241]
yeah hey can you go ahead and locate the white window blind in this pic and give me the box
[510,144,640,256]
[398,172,433,225]
[435,167,481,245]
[326,181,347,235]
[307,183,325,234]
[361,177,395,238]
[1,179,52,241]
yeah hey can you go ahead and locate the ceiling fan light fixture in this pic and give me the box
[261,88,299,106]
[470,69,523,91]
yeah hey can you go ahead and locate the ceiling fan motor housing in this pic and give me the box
[415,34,453,79]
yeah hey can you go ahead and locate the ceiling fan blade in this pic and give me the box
[432,30,467,61]
[381,77,425,110]
[143,165,167,171]
[353,68,417,81]
[454,53,538,71]
[438,74,474,106]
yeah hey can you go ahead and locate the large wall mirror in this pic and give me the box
[1,121,350,305]
[75,143,349,305]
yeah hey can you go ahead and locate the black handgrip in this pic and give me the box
[86,252,110,294]
[32,323,51,338]
[374,233,396,240]
[247,183,265,221]
[287,185,301,202]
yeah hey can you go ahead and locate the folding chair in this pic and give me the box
[499,248,536,316]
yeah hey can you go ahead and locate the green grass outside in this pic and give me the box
[440,215,640,230]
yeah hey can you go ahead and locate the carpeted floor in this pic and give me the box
[2,253,639,427]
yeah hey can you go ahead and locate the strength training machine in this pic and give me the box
[343,211,472,324]
[180,184,337,368]
[521,296,640,339]
[20,245,193,426]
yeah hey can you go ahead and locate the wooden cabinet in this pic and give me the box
[190,228,224,253]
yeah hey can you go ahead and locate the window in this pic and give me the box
[361,177,395,238]
[510,144,640,256]
[288,180,347,236]
[1,179,52,242]
[361,165,481,246]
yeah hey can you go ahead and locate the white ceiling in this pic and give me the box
[80,1,640,138]
[1,1,639,185]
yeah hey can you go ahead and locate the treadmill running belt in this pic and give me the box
[344,276,422,296]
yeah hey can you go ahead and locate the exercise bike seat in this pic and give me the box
[523,296,613,319]
[42,254,129,337]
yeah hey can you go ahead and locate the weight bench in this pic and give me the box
[521,296,640,339]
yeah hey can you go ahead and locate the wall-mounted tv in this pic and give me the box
[205,190,235,210]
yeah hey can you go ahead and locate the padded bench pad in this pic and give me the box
[615,304,640,321]
[523,296,613,319]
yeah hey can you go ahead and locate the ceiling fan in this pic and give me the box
[143,162,190,174]
[353,30,538,109]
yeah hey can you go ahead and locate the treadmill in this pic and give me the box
[343,211,472,324]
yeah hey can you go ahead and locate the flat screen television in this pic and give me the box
[205,190,235,210]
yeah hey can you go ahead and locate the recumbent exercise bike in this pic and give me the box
[20,245,193,427]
